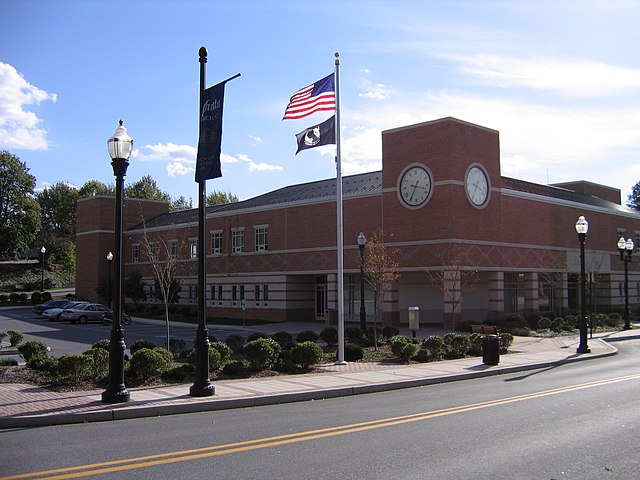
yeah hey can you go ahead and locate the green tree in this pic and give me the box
[122,269,147,307]
[36,182,79,239]
[0,151,41,259]
[170,195,192,211]
[125,175,171,202]
[206,190,239,206]
[78,179,114,198]
[627,181,640,211]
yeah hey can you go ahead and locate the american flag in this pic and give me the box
[283,73,335,120]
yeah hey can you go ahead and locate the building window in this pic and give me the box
[635,231,640,251]
[255,285,261,301]
[211,285,216,301]
[255,226,268,251]
[189,238,198,259]
[240,285,245,301]
[149,242,158,261]
[263,284,269,302]
[232,285,238,301]
[617,228,625,239]
[232,229,244,253]
[189,285,197,302]
[211,231,222,255]
[169,240,178,260]
[132,244,140,263]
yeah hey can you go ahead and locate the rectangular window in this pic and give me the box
[189,239,198,259]
[132,244,140,263]
[232,229,244,253]
[232,285,238,301]
[189,285,197,301]
[149,242,159,261]
[263,284,269,302]
[635,231,640,252]
[240,285,245,301]
[169,240,178,260]
[211,231,222,255]
[255,226,268,251]
[617,228,625,239]
[255,285,261,301]
[210,285,216,301]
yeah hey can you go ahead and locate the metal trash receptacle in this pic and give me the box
[482,334,500,365]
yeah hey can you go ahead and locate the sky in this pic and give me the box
[2,0,640,206]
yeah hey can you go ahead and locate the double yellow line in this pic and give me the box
[5,372,640,480]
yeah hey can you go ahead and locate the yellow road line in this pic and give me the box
[4,372,640,480]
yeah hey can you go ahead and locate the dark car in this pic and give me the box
[33,299,70,315]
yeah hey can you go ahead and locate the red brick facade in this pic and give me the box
[76,117,640,328]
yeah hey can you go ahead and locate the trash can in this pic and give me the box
[482,334,500,365]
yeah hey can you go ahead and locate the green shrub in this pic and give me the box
[0,358,18,366]
[27,354,58,373]
[443,333,470,359]
[41,292,52,302]
[31,291,42,304]
[222,359,248,376]
[247,332,267,343]
[0,294,7,303]
[296,330,319,343]
[564,314,578,329]
[499,332,514,354]
[382,325,400,339]
[9,293,20,303]
[207,334,217,343]
[243,338,281,370]
[58,354,93,380]
[128,348,173,379]
[344,342,364,361]
[365,326,382,342]
[169,339,186,358]
[422,336,446,360]
[0,331,6,345]
[17,340,48,362]
[604,314,621,327]
[413,349,430,363]
[319,326,338,346]
[537,316,552,330]
[551,317,565,332]
[468,333,484,356]
[388,335,412,357]
[271,331,294,349]
[511,327,531,337]
[129,339,157,355]
[209,341,232,363]
[7,330,24,347]
[83,348,109,381]
[19,293,28,303]
[290,341,324,370]
[161,363,195,382]
[92,339,110,350]
[225,334,245,353]
[345,326,364,344]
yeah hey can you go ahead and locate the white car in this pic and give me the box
[42,301,88,321]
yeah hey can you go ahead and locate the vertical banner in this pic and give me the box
[195,82,225,182]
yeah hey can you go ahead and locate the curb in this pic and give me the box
[0,345,617,430]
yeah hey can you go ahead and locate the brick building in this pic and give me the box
[76,117,640,329]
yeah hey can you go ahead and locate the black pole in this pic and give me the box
[40,249,45,292]
[577,232,590,354]
[359,243,366,333]
[108,256,113,310]
[102,156,131,403]
[624,253,631,330]
[190,46,214,397]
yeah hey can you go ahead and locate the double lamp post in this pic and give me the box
[617,236,634,330]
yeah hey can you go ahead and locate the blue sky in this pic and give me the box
[2,0,640,205]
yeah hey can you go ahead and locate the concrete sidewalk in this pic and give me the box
[1,328,638,429]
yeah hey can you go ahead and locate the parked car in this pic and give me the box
[60,303,112,324]
[42,301,88,321]
[33,299,69,315]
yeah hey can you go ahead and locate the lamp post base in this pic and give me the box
[189,382,215,397]
[101,388,131,404]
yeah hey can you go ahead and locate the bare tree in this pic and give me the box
[139,218,184,350]
[362,230,400,349]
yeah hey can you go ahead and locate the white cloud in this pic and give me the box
[133,142,197,164]
[358,78,392,101]
[0,62,57,150]
[247,160,284,173]
[167,161,194,176]
[249,135,263,144]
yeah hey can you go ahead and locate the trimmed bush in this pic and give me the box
[128,347,173,379]
[296,330,319,343]
[161,363,195,382]
[344,342,364,361]
[27,354,58,373]
[209,341,232,363]
[271,331,294,349]
[41,292,52,302]
[551,317,565,332]
[58,354,93,380]
[443,333,470,359]
[130,339,157,355]
[17,340,48,362]
[186,347,222,372]
[0,358,18,366]
[83,347,109,381]
[31,291,42,304]
[169,339,186,358]
[225,334,245,354]
[468,333,484,356]
[243,338,281,370]
[382,325,400,339]
[247,332,268,343]
[537,316,552,330]
[398,342,419,363]
[92,339,110,350]
[365,326,382,342]
[222,359,248,376]
[499,333,514,354]
[564,314,578,329]
[319,326,338,346]
[388,335,412,357]
[291,341,324,370]
[7,330,24,347]
[345,326,364,344]
[422,336,446,360]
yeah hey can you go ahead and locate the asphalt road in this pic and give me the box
[2,337,640,479]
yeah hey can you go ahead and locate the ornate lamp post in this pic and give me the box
[106,251,113,310]
[575,216,590,354]
[358,232,367,333]
[617,236,634,330]
[102,120,133,404]
[40,246,46,292]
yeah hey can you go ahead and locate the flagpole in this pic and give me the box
[334,52,346,365]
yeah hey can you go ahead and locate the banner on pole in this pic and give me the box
[195,82,225,182]
[295,115,336,154]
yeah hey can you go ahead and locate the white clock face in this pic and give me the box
[465,166,489,207]
[399,166,432,208]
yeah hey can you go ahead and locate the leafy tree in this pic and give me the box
[627,181,640,211]
[125,175,171,202]
[171,195,192,211]
[0,151,41,259]
[36,182,78,240]
[122,269,148,306]
[78,179,114,198]
[206,190,239,206]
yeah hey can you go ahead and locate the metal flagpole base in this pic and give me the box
[334,360,347,366]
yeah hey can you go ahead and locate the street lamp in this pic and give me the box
[102,120,133,404]
[106,251,113,310]
[617,237,634,330]
[40,246,46,292]
[575,216,590,354]
[358,232,367,333]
